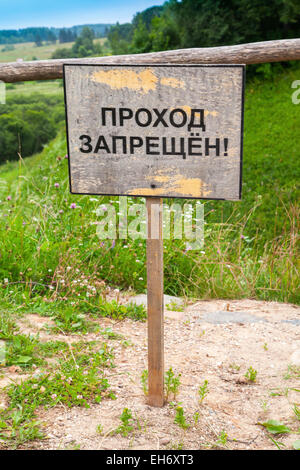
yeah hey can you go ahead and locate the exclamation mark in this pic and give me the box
[224,138,228,156]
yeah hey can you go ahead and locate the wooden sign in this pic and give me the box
[63,63,245,408]
[63,64,245,200]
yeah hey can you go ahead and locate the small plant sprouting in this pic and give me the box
[174,406,190,430]
[141,369,148,396]
[293,404,300,421]
[216,430,228,447]
[164,367,181,401]
[245,366,257,382]
[96,424,103,435]
[198,380,209,404]
[260,400,269,412]
[113,408,134,437]
[193,412,200,425]
[165,301,184,312]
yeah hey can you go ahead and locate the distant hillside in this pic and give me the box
[0,24,113,44]
[66,24,112,37]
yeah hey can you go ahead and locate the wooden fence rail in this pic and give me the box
[1,38,300,83]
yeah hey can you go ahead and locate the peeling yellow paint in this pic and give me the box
[91,69,187,94]
[127,173,211,197]
[91,69,158,94]
[149,175,170,183]
[160,77,185,89]
[204,110,219,117]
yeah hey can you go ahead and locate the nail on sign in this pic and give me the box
[63,64,245,200]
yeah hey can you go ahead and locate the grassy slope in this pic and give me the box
[0,38,106,63]
[0,65,299,311]
[6,81,64,97]
[0,41,75,62]
[0,39,106,63]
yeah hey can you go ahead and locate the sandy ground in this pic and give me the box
[1,298,299,450]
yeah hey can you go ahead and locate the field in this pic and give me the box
[0,41,75,62]
[1,38,108,97]
[0,38,107,63]
[6,80,64,97]
[0,63,299,449]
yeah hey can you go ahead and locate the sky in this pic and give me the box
[0,0,165,30]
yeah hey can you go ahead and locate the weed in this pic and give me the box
[193,412,200,425]
[170,440,184,450]
[141,369,148,396]
[258,419,291,435]
[174,406,190,430]
[165,301,184,312]
[93,300,146,322]
[96,424,103,435]
[260,400,269,412]
[112,408,134,437]
[216,430,228,447]
[293,404,300,421]
[0,341,115,447]
[0,405,44,449]
[245,366,257,382]
[284,365,300,380]
[269,388,290,397]
[268,435,286,450]
[198,380,209,404]
[164,367,181,401]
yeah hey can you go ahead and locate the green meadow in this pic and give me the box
[0,41,75,62]
[0,38,106,63]
[0,63,299,316]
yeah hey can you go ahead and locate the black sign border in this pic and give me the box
[63,63,245,201]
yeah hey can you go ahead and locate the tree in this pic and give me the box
[130,20,151,53]
[52,26,101,59]
[47,30,57,44]
[107,22,133,55]
[34,33,42,47]
[72,27,96,57]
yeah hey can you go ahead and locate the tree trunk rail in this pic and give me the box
[1,38,300,83]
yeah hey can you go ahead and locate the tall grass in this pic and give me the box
[0,64,299,311]
[0,132,298,310]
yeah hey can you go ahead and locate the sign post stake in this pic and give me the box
[146,196,164,407]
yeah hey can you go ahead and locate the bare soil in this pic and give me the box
[1,299,300,450]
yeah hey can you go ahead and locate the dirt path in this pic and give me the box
[2,299,300,450]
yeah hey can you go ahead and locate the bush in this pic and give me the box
[0,93,64,163]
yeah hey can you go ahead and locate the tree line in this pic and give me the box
[107,0,300,55]
[51,27,103,59]
[0,24,111,45]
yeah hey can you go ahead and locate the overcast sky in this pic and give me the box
[0,0,165,29]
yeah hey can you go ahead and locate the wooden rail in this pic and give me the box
[1,39,300,83]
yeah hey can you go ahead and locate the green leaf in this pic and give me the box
[15,356,32,364]
[260,420,291,435]
[292,440,300,450]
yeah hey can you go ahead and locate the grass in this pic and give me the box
[0,41,75,63]
[6,80,64,97]
[0,63,298,313]
[0,39,106,63]
[0,60,298,450]
[0,333,116,447]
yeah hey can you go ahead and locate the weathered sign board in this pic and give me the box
[63,64,245,200]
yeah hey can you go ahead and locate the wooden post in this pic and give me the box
[146,197,164,407]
